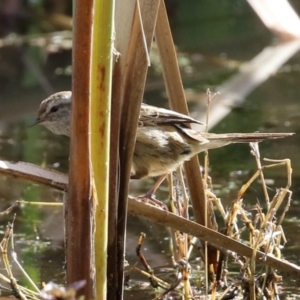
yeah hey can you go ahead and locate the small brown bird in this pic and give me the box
[33,91,294,179]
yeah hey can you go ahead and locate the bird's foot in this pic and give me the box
[136,192,168,211]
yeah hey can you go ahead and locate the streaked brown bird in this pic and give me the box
[32,91,294,179]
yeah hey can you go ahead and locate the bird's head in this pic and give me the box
[32,91,72,136]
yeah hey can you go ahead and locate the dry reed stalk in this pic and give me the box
[155,0,210,229]
[115,0,160,297]
[108,2,136,298]
[68,0,93,297]
[155,1,218,289]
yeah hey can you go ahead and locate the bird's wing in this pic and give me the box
[174,124,209,144]
[140,103,204,126]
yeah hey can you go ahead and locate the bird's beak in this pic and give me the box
[29,118,42,127]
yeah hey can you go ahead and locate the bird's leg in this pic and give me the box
[143,174,167,199]
[131,174,168,210]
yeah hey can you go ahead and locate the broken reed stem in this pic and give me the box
[0,217,40,299]
[0,159,297,278]
[155,0,209,228]
[117,1,160,296]
[250,142,270,209]
[222,152,293,299]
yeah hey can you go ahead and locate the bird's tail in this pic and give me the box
[196,132,294,150]
[201,132,294,143]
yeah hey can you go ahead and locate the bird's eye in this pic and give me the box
[50,106,58,113]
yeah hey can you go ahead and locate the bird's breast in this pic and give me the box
[132,125,201,178]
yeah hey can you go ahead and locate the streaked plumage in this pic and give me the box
[33,91,294,178]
